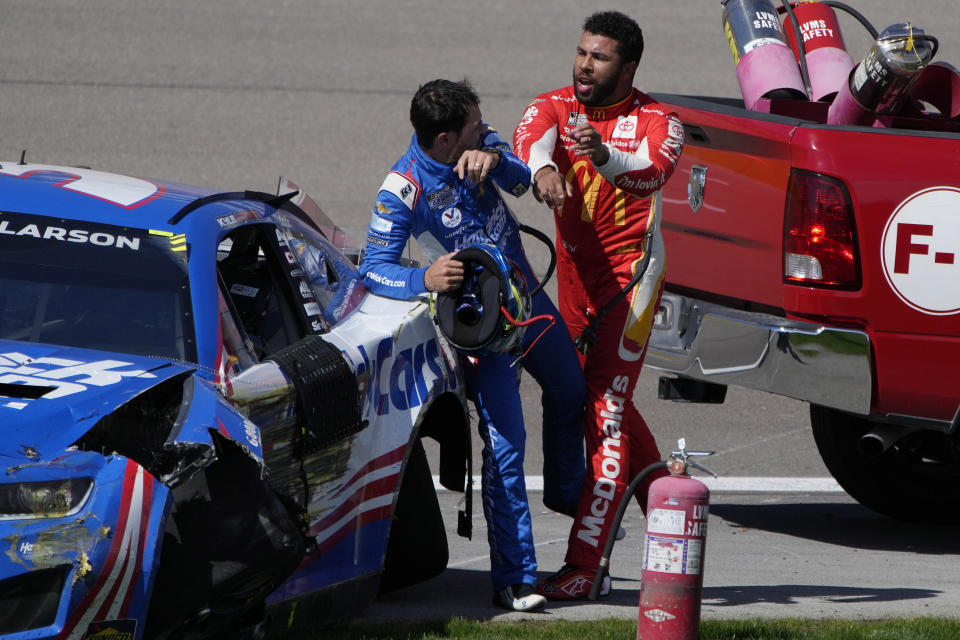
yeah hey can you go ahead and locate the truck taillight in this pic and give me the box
[783,169,861,289]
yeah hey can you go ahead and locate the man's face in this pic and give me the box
[445,103,485,163]
[573,32,627,107]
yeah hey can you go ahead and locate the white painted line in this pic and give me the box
[433,475,844,493]
[448,536,568,569]
[700,476,843,493]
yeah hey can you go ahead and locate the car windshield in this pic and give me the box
[0,211,194,361]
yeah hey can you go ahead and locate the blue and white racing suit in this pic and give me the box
[360,129,586,591]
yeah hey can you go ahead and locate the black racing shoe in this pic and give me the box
[493,583,547,612]
[536,564,611,601]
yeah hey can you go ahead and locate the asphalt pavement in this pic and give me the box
[364,490,960,623]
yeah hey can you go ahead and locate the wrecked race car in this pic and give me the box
[0,165,471,639]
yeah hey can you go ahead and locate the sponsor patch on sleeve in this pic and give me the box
[667,118,683,149]
[660,116,685,161]
[370,213,392,233]
[667,117,684,145]
[366,234,389,248]
[379,172,420,211]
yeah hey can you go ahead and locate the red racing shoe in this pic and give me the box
[535,564,611,600]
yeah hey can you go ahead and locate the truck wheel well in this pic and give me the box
[811,404,960,523]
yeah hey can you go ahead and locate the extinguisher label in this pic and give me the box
[743,37,789,55]
[644,536,702,575]
[647,508,686,535]
[686,539,703,574]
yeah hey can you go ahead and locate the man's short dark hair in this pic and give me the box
[583,11,644,64]
[410,79,480,149]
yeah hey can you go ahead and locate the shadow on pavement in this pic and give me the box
[364,567,643,622]
[703,584,941,607]
[709,502,960,554]
[365,567,516,622]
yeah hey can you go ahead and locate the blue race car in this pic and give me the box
[0,165,471,639]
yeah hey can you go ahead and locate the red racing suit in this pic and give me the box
[513,86,684,571]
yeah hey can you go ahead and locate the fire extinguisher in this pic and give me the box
[721,0,808,111]
[635,441,715,640]
[828,22,939,125]
[781,1,855,102]
[586,440,715,639]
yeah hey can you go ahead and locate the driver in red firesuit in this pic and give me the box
[512,10,685,600]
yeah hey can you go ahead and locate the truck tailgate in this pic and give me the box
[655,94,804,311]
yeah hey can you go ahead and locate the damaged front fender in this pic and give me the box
[0,452,172,637]
[73,371,265,488]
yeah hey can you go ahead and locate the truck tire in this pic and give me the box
[810,404,960,523]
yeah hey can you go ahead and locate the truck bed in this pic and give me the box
[647,92,960,422]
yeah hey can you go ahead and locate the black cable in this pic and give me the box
[575,230,654,355]
[588,460,669,600]
[518,223,556,298]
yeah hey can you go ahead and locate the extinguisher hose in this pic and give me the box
[588,460,669,601]
[779,1,883,100]
[821,1,878,39]
[779,1,812,99]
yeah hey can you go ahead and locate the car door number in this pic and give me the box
[0,164,161,208]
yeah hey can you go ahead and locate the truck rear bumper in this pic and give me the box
[645,292,872,414]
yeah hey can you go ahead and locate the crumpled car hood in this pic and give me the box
[0,340,195,459]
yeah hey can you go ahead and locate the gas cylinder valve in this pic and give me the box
[669,438,718,478]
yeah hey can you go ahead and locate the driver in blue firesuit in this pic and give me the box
[359,79,587,612]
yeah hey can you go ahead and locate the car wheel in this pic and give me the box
[378,438,449,594]
[810,404,960,523]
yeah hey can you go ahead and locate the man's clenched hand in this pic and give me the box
[455,147,501,184]
[571,123,610,165]
[533,166,574,209]
[424,252,464,292]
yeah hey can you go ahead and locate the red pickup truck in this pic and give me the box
[645,3,960,522]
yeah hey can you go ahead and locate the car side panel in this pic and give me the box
[266,293,462,606]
